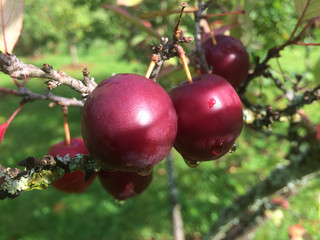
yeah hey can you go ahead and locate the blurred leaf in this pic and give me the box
[294,0,320,22]
[265,209,284,227]
[0,105,24,145]
[102,5,162,40]
[0,0,24,53]
[313,57,320,84]
[140,8,197,19]
[117,0,143,7]
[288,224,313,240]
[270,197,290,209]
[229,6,254,46]
[0,122,9,144]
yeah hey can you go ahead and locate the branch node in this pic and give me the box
[42,64,53,73]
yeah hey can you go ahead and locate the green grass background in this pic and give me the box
[0,41,319,240]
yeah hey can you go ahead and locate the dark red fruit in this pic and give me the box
[169,74,243,165]
[49,138,96,193]
[201,35,249,89]
[81,73,177,173]
[98,169,153,200]
[317,124,320,140]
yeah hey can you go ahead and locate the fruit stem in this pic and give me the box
[205,16,217,45]
[177,45,193,83]
[62,106,71,146]
[145,56,157,79]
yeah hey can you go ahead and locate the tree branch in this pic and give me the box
[0,154,100,200]
[0,52,97,98]
[238,16,320,95]
[0,86,84,107]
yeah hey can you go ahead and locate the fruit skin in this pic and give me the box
[81,73,177,172]
[49,138,96,194]
[201,35,250,89]
[98,169,153,200]
[169,74,243,162]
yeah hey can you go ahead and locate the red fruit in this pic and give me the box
[170,74,243,165]
[201,35,250,89]
[98,169,152,200]
[49,138,96,193]
[81,73,177,173]
[317,124,320,140]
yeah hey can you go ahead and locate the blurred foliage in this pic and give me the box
[15,0,122,55]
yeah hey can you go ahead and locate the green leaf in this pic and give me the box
[0,0,24,53]
[102,5,162,40]
[294,0,320,21]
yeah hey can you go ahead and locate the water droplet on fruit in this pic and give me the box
[229,143,237,153]
[136,166,154,176]
[211,142,224,156]
[208,97,216,109]
[184,158,200,168]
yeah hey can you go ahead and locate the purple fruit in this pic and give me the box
[201,35,249,89]
[99,169,152,200]
[49,138,96,193]
[81,73,177,173]
[170,74,243,165]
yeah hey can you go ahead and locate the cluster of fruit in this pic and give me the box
[48,138,152,200]
[49,34,249,200]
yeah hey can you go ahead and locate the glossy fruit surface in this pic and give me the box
[98,169,153,200]
[81,73,177,172]
[170,74,243,164]
[201,35,249,89]
[49,138,96,193]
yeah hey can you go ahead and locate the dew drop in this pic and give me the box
[229,143,237,153]
[136,166,154,176]
[211,142,224,156]
[184,158,200,168]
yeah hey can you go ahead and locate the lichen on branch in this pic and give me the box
[0,154,100,200]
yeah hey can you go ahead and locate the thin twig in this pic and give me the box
[0,87,84,107]
[166,151,185,240]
